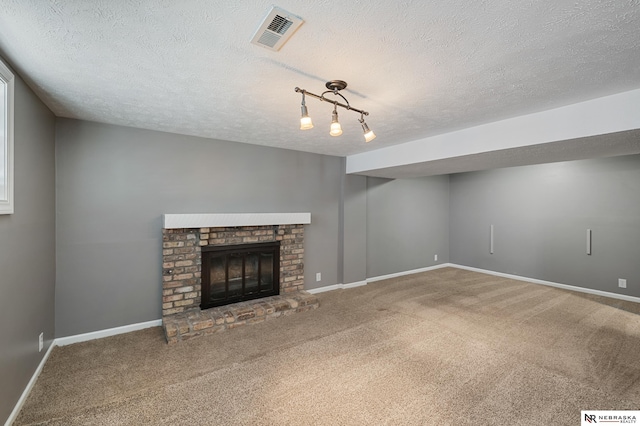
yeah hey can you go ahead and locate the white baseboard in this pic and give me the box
[307,280,367,294]
[307,264,452,294]
[55,319,162,347]
[4,341,56,426]
[308,263,639,306]
[343,280,368,290]
[450,264,640,304]
[367,263,452,283]
[307,284,341,294]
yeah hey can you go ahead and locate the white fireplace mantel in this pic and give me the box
[162,213,311,229]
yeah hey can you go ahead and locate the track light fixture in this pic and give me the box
[295,80,376,142]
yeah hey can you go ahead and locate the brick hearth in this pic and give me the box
[163,292,319,343]
[161,224,318,343]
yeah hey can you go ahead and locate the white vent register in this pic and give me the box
[250,6,304,51]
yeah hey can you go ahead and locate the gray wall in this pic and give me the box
[0,65,56,424]
[366,176,450,278]
[340,168,367,284]
[55,119,343,337]
[450,155,640,297]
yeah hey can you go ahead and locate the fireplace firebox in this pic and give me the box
[200,242,281,309]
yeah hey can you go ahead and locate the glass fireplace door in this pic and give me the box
[201,242,280,309]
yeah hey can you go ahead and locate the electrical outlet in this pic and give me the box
[618,278,627,289]
[316,272,321,282]
[434,254,438,261]
[39,332,43,352]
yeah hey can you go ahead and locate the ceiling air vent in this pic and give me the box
[250,6,304,51]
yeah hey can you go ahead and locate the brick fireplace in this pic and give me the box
[161,213,319,343]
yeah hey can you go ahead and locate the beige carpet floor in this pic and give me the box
[15,267,640,425]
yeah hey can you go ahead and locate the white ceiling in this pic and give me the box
[1,0,639,176]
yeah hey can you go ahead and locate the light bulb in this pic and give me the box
[300,115,313,130]
[360,118,376,142]
[330,121,343,136]
[330,107,342,136]
[300,104,313,130]
[364,129,376,142]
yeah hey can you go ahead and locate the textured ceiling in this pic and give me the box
[0,0,639,162]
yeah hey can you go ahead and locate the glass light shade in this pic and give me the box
[330,109,342,136]
[364,129,376,142]
[300,115,313,130]
[300,105,313,130]
[361,120,376,142]
[330,121,342,136]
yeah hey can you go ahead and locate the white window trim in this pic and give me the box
[0,58,14,214]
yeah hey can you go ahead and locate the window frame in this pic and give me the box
[0,58,14,215]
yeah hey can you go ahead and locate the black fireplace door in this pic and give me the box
[201,242,280,309]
